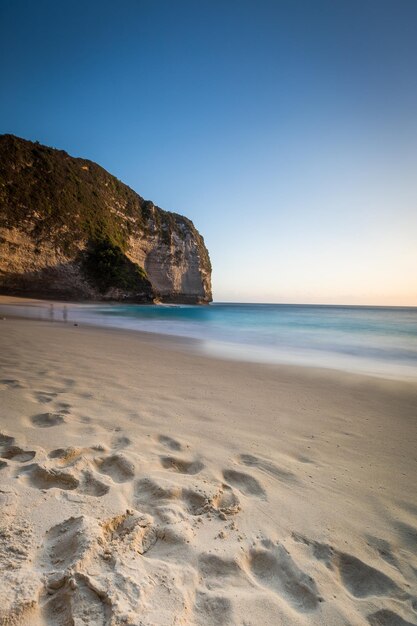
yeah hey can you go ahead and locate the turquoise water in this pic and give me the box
[3,301,417,380]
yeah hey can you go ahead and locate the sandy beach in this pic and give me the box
[1,314,417,625]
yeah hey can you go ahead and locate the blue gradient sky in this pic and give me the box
[1,0,416,304]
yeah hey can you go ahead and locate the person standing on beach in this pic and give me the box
[49,303,54,322]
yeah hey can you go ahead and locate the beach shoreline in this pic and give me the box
[1,295,416,384]
[0,315,416,625]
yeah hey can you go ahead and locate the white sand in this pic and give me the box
[0,316,416,625]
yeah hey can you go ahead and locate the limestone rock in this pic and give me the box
[0,134,212,303]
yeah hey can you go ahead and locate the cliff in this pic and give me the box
[0,134,212,303]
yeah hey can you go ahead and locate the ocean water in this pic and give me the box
[2,301,417,380]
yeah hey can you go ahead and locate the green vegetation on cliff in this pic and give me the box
[83,239,153,297]
[0,134,192,251]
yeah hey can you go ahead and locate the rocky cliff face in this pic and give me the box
[0,135,212,303]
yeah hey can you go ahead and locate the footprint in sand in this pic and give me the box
[101,510,158,554]
[48,447,83,466]
[198,553,249,589]
[295,534,406,600]
[222,469,266,498]
[337,552,404,599]
[158,434,182,451]
[212,486,241,516]
[49,446,105,466]
[297,455,314,464]
[95,454,135,483]
[135,477,209,516]
[292,533,336,569]
[33,390,57,404]
[367,609,416,626]
[31,412,66,428]
[0,433,15,448]
[0,378,23,389]
[248,539,321,612]
[47,448,112,496]
[55,401,72,415]
[111,434,131,450]
[160,456,204,475]
[183,488,215,515]
[366,535,400,569]
[135,477,240,518]
[1,446,35,463]
[79,471,110,497]
[19,463,79,491]
[238,453,297,483]
[394,521,417,551]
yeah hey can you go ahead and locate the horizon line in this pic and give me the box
[212,301,417,309]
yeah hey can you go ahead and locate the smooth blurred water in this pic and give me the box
[2,301,417,379]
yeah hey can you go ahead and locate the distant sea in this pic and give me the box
[2,301,417,380]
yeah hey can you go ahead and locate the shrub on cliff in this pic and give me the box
[83,239,152,297]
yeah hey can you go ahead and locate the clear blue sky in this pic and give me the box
[1,0,416,304]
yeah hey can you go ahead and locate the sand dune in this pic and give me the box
[0,317,417,625]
